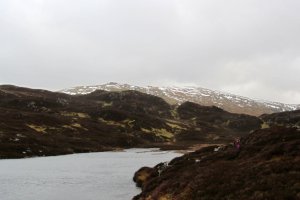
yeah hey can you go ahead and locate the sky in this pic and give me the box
[0,0,300,104]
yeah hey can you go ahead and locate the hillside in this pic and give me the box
[60,82,300,116]
[260,109,300,128]
[0,85,262,158]
[133,126,300,200]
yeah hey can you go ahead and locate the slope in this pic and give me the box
[0,85,261,158]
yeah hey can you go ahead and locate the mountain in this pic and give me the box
[60,82,300,116]
[0,85,262,158]
[133,126,300,200]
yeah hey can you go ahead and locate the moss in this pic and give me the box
[191,117,197,126]
[158,194,173,200]
[62,125,76,130]
[195,127,202,131]
[224,120,231,126]
[77,113,90,118]
[141,128,151,133]
[141,128,174,139]
[71,123,88,130]
[60,111,90,118]
[98,118,126,128]
[123,119,135,128]
[166,122,186,130]
[206,134,220,140]
[95,100,114,108]
[62,123,88,131]
[170,109,179,118]
[261,122,270,129]
[26,124,47,133]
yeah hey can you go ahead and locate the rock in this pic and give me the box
[133,167,157,188]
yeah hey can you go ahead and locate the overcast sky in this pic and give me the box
[1,0,300,104]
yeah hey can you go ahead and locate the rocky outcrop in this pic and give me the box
[133,167,157,188]
[133,126,300,200]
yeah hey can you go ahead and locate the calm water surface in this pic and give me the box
[0,149,181,200]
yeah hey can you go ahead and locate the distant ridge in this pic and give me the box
[60,82,300,116]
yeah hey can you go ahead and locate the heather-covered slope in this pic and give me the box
[133,126,300,200]
[0,85,262,158]
[260,109,300,128]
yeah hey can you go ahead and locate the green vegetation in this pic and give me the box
[166,122,186,130]
[123,119,135,128]
[142,128,174,139]
[26,124,47,133]
[60,111,90,118]
[157,194,173,200]
[62,125,76,130]
[223,120,231,126]
[63,123,88,131]
[261,122,270,129]
[170,109,179,118]
[206,134,220,140]
[99,101,113,108]
[98,118,126,128]
[71,123,88,130]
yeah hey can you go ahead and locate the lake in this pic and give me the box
[0,149,181,200]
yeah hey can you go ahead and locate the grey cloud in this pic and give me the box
[0,0,300,103]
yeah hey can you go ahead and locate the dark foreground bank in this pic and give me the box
[133,126,300,200]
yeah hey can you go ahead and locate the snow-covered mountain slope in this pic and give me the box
[60,82,300,116]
